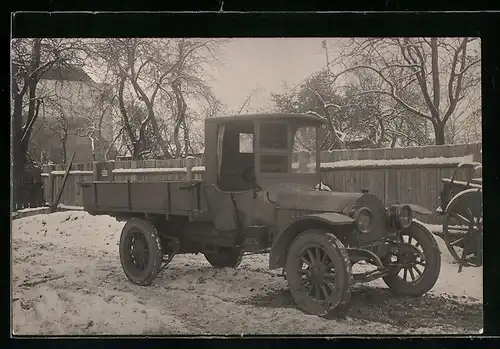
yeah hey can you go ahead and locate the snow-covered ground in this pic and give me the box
[11,211,482,335]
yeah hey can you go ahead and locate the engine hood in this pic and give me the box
[274,187,365,213]
[270,184,389,245]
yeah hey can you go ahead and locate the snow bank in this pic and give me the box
[16,207,50,213]
[322,154,474,169]
[12,207,52,220]
[323,142,481,153]
[113,166,205,174]
[51,171,93,175]
[12,211,124,254]
[58,204,84,211]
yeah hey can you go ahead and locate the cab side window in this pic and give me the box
[239,133,254,153]
[259,122,290,173]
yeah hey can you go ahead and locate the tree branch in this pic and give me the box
[118,74,138,146]
[386,128,423,146]
[443,38,470,124]
[354,89,432,121]
[403,38,440,119]
[430,37,441,112]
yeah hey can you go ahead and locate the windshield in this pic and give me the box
[292,126,317,174]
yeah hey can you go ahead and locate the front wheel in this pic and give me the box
[383,221,441,296]
[285,229,353,317]
[119,218,164,286]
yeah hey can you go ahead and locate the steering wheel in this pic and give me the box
[241,166,255,182]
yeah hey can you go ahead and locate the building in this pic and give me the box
[27,63,117,164]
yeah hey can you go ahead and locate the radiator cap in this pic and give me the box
[361,188,370,194]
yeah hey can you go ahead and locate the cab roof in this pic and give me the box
[205,113,326,126]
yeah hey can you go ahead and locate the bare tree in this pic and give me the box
[73,85,116,161]
[44,99,72,164]
[92,38,223,160]
[11,38,89,204]
[329,37,481,145]
[345,65,433,147]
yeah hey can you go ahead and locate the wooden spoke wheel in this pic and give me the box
[383,221,441,296]
[443,188,483,270]
[285,229,352,317]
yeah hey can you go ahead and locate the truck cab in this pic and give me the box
[200,113,326,248]
[204,113,324,193]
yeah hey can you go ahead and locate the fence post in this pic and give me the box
[46,164,55,207]
[383,170,388,206]
[107,160,116,181]
[186,156,195,182]
[92,162,99,182]
[473,144,482,163]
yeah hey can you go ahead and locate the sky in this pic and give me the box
[82,37,480,133]
[207,38,342,114]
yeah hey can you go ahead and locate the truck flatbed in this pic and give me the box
[81,180,205,216]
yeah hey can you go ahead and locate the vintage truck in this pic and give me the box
[81,113,441,317]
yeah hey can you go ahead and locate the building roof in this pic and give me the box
[205,113,326,125]
[11,62,93,83]
[42,64,93,82]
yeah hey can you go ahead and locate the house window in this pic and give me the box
[239,133,254,153]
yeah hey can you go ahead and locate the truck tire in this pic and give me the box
[285,229,353,317]
[119,218,164,286]
[383,221,441,296]
[204,247,243,268]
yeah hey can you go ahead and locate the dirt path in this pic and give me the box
[11,212,483,335]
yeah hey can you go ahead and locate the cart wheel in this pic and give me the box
[285,229,352,317]
[119,218,163,286]
[383,221,441,296]
[443,189,483,268]
[204,247,243,268]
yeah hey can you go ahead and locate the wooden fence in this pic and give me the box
[40,142,481,223]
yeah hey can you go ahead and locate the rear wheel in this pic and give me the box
[383,221,441,296]
[285,229,352,317]
[204,247,243,268]
[119,218,163,286]
[443,189,483,268]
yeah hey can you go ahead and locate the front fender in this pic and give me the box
[269,212,354,270]
[408,204,433,216]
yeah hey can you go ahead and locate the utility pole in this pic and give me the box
[237,88,257,114]
[322,39,330,77]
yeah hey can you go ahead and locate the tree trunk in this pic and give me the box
[62,138,67,164]
[172,79,187,158]
[173,121,182,158]
[182,118,191,156]
[11,76,26,210]
[433,122,446,145]
[132,146,141,160]
[145,106,170,158]
[132,131,148,160]
[390,136,397,148]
